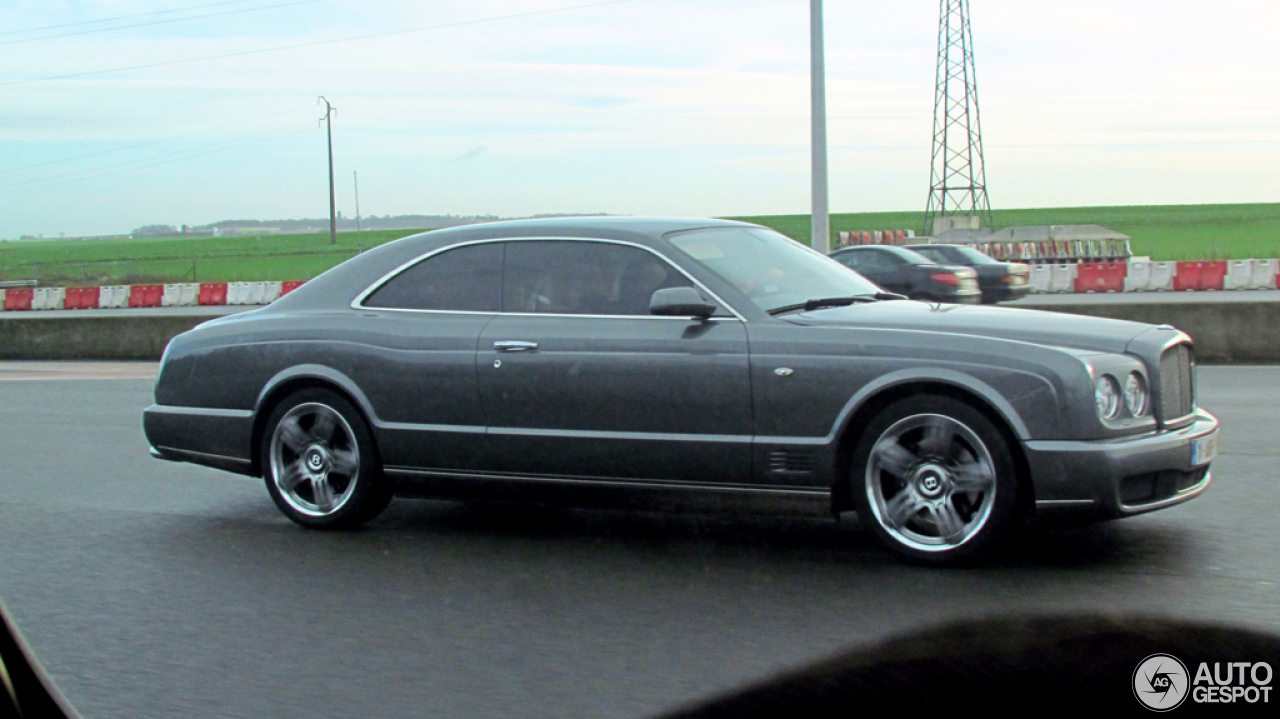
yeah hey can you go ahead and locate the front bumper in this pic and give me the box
[945,289,983,305]
[1022,409,1219,524]
[980,283,1031,303]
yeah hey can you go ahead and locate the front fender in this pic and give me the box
[829,367,1040,442]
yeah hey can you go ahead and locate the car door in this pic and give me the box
[476,239,753,484]
[354,242,501,471]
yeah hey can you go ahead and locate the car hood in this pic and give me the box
[784,299,1151,354]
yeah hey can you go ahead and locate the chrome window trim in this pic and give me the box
[351,236,747,322]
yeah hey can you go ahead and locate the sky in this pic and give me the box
[2,0,1278,239]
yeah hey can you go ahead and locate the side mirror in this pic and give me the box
[650,287,717,319]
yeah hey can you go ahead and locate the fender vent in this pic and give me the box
[768,449,817,475]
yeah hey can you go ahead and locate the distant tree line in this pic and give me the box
[128,213,608,238]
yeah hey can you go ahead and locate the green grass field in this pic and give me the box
[2,203,1277,285]
[0,228,422,284]
[732,203,1280,261]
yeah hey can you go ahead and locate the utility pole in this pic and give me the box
[809,0,830,254]
[353,171,361,232]
[318,96,337,245]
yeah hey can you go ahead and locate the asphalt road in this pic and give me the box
[1,367,1278,719]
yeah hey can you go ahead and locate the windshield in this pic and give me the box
[667,227,882,312]
[953,245,1002,265]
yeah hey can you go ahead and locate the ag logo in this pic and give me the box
[1134,654,1190,711]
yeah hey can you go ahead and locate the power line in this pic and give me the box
[338,102,1280,122]
[339,110,1280,142]
[0,108,304,175]
[0,126,310,197]
[343,124,1280,151]
[0,0,260,37]
[0,0,323,47]
[0,124,311,193]
[1,0,636,88]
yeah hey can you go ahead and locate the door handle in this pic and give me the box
[494,341,539,352]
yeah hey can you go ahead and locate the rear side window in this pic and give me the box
[835,250,896,273]
[911,246,947,262]
[363,243,502,311]
[502,240,694,315]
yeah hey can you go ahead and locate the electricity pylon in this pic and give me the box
[924,0,994,236]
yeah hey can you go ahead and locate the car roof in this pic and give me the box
[261,216,771,313]
[409,215,760,244]
[833,244,935,262]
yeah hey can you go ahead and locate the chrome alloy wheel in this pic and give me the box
[865,413,998,552]
[269,402,361,517]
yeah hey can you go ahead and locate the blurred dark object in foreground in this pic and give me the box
[1,599,79,719]
[657,615,1280,717]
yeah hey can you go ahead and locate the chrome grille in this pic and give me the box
[1158,344,1194,421]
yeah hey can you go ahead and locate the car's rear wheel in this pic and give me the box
[261,388,391,529]
[851,395,1022,565]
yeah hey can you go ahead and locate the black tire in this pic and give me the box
[850,394,1023,565]
[260,388,392,529]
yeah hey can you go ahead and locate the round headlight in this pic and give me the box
[1095,375,1121,419]
[1124,372,1149,417]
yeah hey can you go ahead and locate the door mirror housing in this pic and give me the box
[650,287,717,319]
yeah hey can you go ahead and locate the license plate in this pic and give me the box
[1191,431,1218,466]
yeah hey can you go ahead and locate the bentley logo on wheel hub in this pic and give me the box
[305,449,327,472]
[915,465,947,499]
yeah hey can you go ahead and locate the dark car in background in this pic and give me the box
[143,217,1217,565]
[828,245,981,304]
[906,243,1031,304]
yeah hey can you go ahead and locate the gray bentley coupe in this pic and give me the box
[143,217,1219,564]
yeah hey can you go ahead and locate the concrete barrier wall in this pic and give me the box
[1,302,1277,363]
[0,315,211,361]
[1031,302,1280,364]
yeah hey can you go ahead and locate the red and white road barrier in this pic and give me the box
[99,285,129,309]
[0,279,308,312]
[227,281,276,305]
[1074,262,1126,293]
[1254,259,1280,289]
[128,285,164,308]
[1049,264,1077,293]
[32,287,66,310]
[162,283,199,307]
[2,288,34,311]
[198,283,228,305]
[1029,265,1053,293]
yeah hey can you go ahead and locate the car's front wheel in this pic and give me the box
[851,395,1023,565]
[261,388,392,529]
